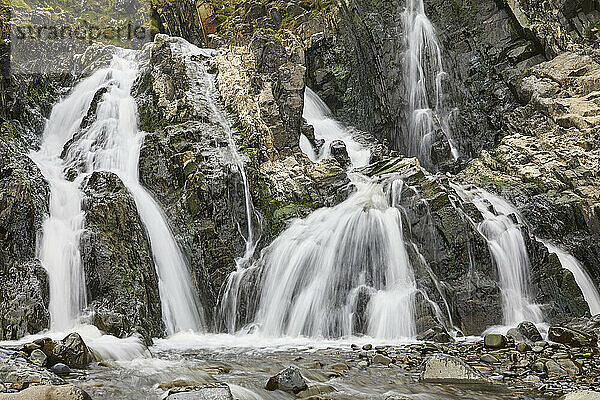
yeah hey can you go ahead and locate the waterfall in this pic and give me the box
[403,0,457,162]
[541,241,600,316]
[452,185,543,326]
[31,50,204,334]
[301,87,371,168]
[254,176,417,339]
[220,89,418,339]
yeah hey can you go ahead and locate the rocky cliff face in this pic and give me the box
[0,6,71,337]
[0,0,599,342]
[0,127,50,338]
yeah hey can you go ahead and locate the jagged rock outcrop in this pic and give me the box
[215,31,351,243]
[460,50,600,310]
[0,348,64,386]
[363,157,588,333]
[80,171,164,339]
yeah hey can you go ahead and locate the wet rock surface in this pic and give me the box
[421,354,487,384]
[165,382,234,400]
[81,171,164,340]
[265,366,308,393]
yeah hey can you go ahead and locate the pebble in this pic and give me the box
[372,354,392,365]
[50,363,71,375]
[517,342,531,352]
[362,344,372,351]
[480,354,499,363]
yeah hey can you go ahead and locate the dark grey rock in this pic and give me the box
[518,321,543,342]
[265,366,308,394]
[548,326,597,347]
[81,171,163,340]
[43,333,90,368]
[50,363,72,376]
[330,140,350,168]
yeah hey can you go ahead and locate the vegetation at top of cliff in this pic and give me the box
[585,22,600,39]
[177,0,331,45]
[7,0,154,48]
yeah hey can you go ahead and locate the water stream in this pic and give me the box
[301,87,371,168]
[219,88,422,339]
[254,176,417,339]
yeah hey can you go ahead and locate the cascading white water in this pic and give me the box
[403,0,457,162]
[301,87,371,168]
[452,185,543,326]
[220,89,418,339]
[254,176,417,339]
[32,50,204,334]
[29,71,108,330]
[221,87,374,333]
[542,241,600,315]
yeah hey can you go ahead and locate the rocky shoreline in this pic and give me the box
[2,321,600,399]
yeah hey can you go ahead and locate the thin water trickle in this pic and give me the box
[32,49,204,335]
[161,38,260,334]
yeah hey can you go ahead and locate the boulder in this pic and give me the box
[0,384,92,399]
[484,334,507,349]
[545,359,583,378]
[480,354,499,363]
[330,140,350,168]
[297,384,336,399]
[548,326,597,347]
[417,326,454,343]
[561,391,600,400]
[265,366,308,394]
[517,321,543,342]
[421,354,487,384]
[50,363,71,376]
[0,348,63,385]
[507,328,526,343]
[372,354,392,365]
[44,333,90,368]
[28,350,47,367]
